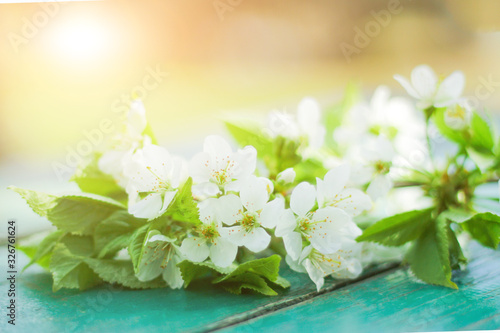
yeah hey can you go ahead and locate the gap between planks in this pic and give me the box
[198,262,401,333]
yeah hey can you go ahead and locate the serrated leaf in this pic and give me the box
[431,108,466,146]
[356,208,434,246]
[84,258,166,289]
[447,226,467,270]
[18,245,52,271]
[128,224,150,272]
[177,260,234,287]
[70,153,127,202]
[440,208,474,224]
[269,275,291,289]
[470,112,494,154]
[213,255,281,283]
[222,272,277,296]
[95,211,146,258]
[60,234,95,257]
[178,255,288,295]
[9,187,125,235]
[405,217,457,289]
[225,121,273,159]
[461,212,500,249]
[163,178,200,225]
[50,243,102,291]
[21,230,65,272]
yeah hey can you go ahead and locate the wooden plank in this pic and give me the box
[218,242,500,333]
[0,249,396,332]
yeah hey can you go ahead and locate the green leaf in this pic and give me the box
[405,217,457,289]
[84,258,166,289]
[94,211,146,259]
[466,147,496,173]
[50,243,102,291]
[356,208,434,246]
[294,158,327,183]
[70,153,127,202]
[142,123,158,145]
[461,212,500,249]
[161,178,200,225]
[470,112,494,154]
[225,121,273,160]
[60,234,95,257]
[431,108,466,146]
[20,230,65,272]
[128,224,150,272]
[222,272,277,296]
[177,260,233,287]
[440,208,474,224]
[10,187,125,235]
[447,226,467,270]
[177,255,289,295]
[212,255,281,284]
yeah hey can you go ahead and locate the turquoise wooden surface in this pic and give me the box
[1,241,498,332]
[222,242,500,333]
[0,248,393,333]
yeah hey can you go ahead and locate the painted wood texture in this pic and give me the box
[1,242,498,332]
[221,242,500,333]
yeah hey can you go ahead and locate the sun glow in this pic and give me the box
[47,16,112,64]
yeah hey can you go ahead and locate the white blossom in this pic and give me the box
[394,65,465,109]
[268,97,326,151]
[218,176,284,253]
[136,231,184,289]
[276,168,296,184]
[180,198,238,268]
[276,182,361,262]
[189,135,257,196]
[316,164,372,217]
[124,144,187,219]
[286,240,362,291]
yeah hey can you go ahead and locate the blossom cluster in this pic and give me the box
[91,64,469,291]
[15,64,492,294]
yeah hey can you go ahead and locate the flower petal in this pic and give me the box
[317,165,350,207]
[332,188,372,217]
[189,152,211,184]
[216,194,243,226]
[283,231,303,261]
[203,135,233,159]
[180,237,209,262]
[290,182,316,217]
[209,237,238,267]
[393,74,420,99]
[285,254,307,273]
[297,97,321,133]
[160,190,177,215]
[434,70,465,107]
[304,258,325,292]
[239,175,269,212]
[233,146,257,179]
[275,209,297,237]
[128,193,163,219]
[242,227,271,253]
[162,253,184,289]
[260,197,285,229]
[410,65,438,100]
[367,174,393,200]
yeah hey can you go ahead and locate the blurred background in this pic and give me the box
[2,0,500,235]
